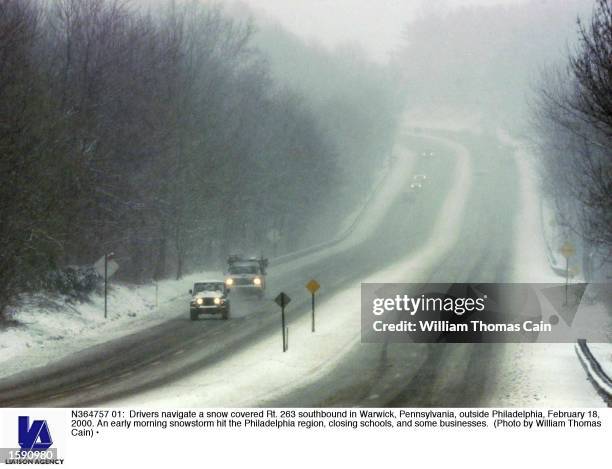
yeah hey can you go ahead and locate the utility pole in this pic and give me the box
[104,252,115,319]
[104,254,108,319]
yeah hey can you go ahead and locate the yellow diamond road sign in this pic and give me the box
[560,242,575,259]
[306,279,320,294]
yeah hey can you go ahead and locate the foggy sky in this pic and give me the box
[230,0,529,62]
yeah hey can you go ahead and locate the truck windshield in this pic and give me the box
[193,283,224,293]
[229,265,258,275]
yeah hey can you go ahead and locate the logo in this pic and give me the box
[18,416,53,450]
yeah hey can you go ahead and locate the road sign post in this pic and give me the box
[311,294,315,332]
[103,252,115,319]
[104,254,108,319]
[275,292,291,352]
[305,279,320,333]
[95,253,118,319]
[560,242,575,306]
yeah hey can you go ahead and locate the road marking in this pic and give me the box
[173,349,185,356]
[83,383,100,390]
[47,393,65,400]
[150,360,162,366]
[119,371,134,379]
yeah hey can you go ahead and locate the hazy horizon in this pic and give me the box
[229,0,533,62]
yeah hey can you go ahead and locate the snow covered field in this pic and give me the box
[0,273,214,379]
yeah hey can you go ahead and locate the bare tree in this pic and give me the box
[0,0,394,316]
[533,0,612,262]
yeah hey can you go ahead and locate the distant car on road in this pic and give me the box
[189,281,230,320]
[413,174,428,182]
[409,182,423,191]
[225,255,267,299]
[402,182,423,202]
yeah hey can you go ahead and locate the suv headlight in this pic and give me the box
[225,278,234,286]
[253,277,262,286]
[196,298,204,305]
[214,297,222,305]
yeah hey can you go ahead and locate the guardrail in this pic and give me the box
[575,339,612,406]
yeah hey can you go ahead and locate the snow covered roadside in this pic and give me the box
[490,130,606,407]
[497,129,559,284]
[500,132,611,402]
[0,272,216,380]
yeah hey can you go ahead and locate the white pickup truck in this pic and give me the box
[224,255,268,299]
[189,280,230,320]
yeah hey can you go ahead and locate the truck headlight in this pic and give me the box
[196,298,204,305]
[214,297,221,305]
[253,277,262,286]
[225,278,234,286]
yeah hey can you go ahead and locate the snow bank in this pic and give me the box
[491,342,604,406]
[495,129,559,283]
[0,272,216,379]
[492,129,605,406]
[540,198,574,276]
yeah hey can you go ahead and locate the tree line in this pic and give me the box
[0,0,398,314]
[533,0,612,275]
